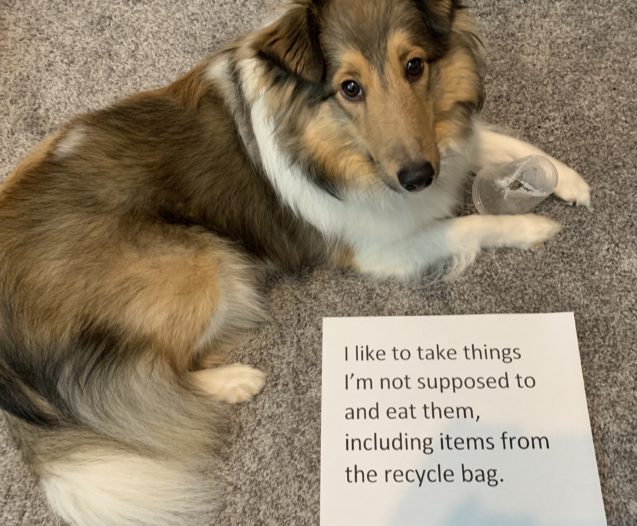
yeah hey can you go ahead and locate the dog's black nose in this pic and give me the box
[397,161,436,192]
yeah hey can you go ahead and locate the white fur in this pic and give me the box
[353,213,562,279]
[42,450,215,526]
[206,54,231,87]
[54,126,87,158]
[206,54,237,111]
[191,363,266,404]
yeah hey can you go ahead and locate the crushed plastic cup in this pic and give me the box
[472,155,558,215]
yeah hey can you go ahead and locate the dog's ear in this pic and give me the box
[254,1,325,84]
[411,0,458,56]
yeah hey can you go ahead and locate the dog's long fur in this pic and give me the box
[0,1,590,524]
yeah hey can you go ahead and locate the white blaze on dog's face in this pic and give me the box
[256,0,483,197]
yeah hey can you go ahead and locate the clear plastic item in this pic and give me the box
[472,155,558,215]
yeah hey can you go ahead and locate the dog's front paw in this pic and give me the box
[501,214,563,249]
[554,165,591,207]
[192,363,266,404]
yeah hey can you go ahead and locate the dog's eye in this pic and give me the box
[340,80,364,101]
[405,58,424,81]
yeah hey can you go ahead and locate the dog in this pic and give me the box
[0,1,590,524]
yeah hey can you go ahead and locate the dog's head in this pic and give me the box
[254,0,484,195]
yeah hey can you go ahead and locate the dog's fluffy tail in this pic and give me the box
[3,347,231,526]
[7,402,224,526]
[41,444,215,526]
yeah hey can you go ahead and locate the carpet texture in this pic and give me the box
[0,0,635,524]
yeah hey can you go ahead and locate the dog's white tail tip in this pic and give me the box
[42,449,215,526]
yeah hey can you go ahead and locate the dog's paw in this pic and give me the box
[192,363,266,404]
[554,165,591,207]
[499,214,563,249]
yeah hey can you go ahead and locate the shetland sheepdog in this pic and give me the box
[0,1,590,524]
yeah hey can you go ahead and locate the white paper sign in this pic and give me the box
[320,313,606,526]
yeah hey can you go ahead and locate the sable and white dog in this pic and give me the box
[0,0,589,524]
